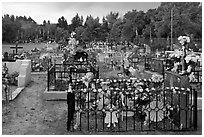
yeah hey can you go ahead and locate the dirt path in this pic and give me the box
[2,74,68,135]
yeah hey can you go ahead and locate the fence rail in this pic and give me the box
[47,62,99,91]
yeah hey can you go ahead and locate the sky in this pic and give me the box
[2,1,161,24]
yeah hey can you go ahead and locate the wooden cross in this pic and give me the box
[10,43,23,55]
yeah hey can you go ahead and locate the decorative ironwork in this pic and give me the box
[47,61,99,91]
[67,78,197,132]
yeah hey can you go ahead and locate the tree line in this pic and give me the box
[2,2,202,45]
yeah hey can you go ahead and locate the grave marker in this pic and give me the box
[10,42,23,55]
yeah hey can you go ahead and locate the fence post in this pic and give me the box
[193,89,197,130]
[69,67,72,83]
[47,66,49,91]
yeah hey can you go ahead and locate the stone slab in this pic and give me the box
[44,88,67,100]
[10,87,24,100]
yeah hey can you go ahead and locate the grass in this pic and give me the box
[2,42,58,54]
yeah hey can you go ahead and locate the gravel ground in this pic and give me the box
[2,74,68,135]
[2,74,202,135]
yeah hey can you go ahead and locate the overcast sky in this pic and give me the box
[2,2,160,24]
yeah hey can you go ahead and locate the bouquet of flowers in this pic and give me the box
[151,74,163,88]
[81,72,94,88]
[151,74,163,83]
[185,53,201,68]
[177,36,190,45]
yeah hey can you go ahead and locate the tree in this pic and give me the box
[100,17,110,41]
[70,13,83,32]
[106,12,119,30]
[154,2,202,38]
[124,10,146,36]
[75,26,85,43]
[108,18,123,43]
[57,16,68,30]
[84,15,101,42]
[55,27,65,42]
[121,19,134,42]
[43,20,46,26]
[2,14,21,43]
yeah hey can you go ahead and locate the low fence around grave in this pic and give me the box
[68,78,198,132]
[132,56,202,83]
[130,56,166,75]
[47,62,99,91]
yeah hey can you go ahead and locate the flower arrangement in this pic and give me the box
[185,53,201,65]
[151,74,163,88]
[169,50,183,60]
[2,64,9,78]
[9,71,19,85]
[151,74,163,83]
[168,35,201,78]
[2,64,19,86]
[177,36,190,45]
[81,72,94,88]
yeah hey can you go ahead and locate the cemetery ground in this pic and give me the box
[2,73,202,135]
[2,43,202,135]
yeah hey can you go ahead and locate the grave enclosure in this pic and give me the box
[67,78,198,132]
[2,59,31,101]
[44,59,99,100]
[2,60,31,88]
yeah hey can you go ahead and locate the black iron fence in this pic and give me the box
[67,79,198,132]
[47,62,99,91]
[131,56,166,75]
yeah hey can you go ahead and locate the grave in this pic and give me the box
[2,59,31,100]
[3,60,31,88]
[44,33,99,100]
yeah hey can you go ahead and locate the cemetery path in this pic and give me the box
[2,74,68,135]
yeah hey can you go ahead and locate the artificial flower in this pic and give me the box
[186,65,192,73]
[178,36,190,45]
[189,72,196,82]
[151,74,163,83]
